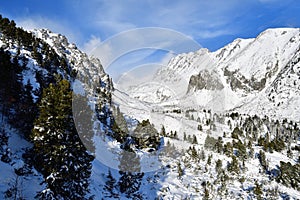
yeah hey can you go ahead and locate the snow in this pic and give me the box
[108,28,300,199]
[116,28,300,123]
[0,115,44,199]
[2,23,300,199]
[72,79,86,95]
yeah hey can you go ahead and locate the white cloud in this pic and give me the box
[71,0,250,41]
[89,27,202,70]
[82,35,102,55]
[197,29,233,39]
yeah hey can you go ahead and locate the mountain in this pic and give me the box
[0,16,114,199]
[113,28,300,199]
[126,28,300,121]
[0,15,299,200]
[0,16,163,199]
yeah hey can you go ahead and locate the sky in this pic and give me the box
[1,0,300,82]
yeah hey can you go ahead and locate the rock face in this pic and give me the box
[223,67,266,93]
[188,70,224,92]
[125,28,300,120]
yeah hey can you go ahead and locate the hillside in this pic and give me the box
[0,15,299,200]
[126,28,300,121]
[113,28,300,199]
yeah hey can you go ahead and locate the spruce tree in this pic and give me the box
[104,169,118,199]
[31,80,93,199]
[118,150,143,197]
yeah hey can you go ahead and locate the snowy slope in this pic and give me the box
[2,18,299,199]
[125,28,300,121]
[24,27,300,200]
[32,29,111,90]
[112,28,300,199]
[0,115,44,199]
[0,25,113,199]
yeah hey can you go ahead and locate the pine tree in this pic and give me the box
[216,136,223,153]
[104,169,118,198]
[200,148,206,161]
[177,162,183,177]
[207,154,212,166]
[253,180,263,200]
[228,155,239,174]
[258,150,268,172]
[203,186,210,200]
[16,80,37,138]
[72,94,95,154]
[161,125,166,136]
[118,150,143,197]
[192,134,198,144]
[31,80,93,199]
[189,146,198,160]
[215,159,222,174]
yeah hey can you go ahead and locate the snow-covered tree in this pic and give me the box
[31,80,93,199]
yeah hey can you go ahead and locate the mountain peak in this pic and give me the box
[125,27,300,121]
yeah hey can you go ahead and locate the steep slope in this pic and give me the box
[112,29,300,199]
[126,28,300,121]
[0,16,113,199]
[1,15,299,199]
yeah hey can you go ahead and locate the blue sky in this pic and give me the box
[1,0,300,82]
[1,0,299,51]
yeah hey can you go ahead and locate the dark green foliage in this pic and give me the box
[133,119,160,150]
[215,159,222,174]
[177,162,183,177]
[207,154,212,166]
[118,151,143,198]
[104,170,119,199]
[31,80,93,199]
[229,112,239,120]
[233,140,247,160]
[276,161,300,190]
[110,106,128,143]
[223,142,233,156]
[72,94,95,154]
[188,146,198,160]
[160,125,166,136]
[197,124,203,131]
[192,134,198,144]
[0,15,68,72]
[231,127,243,139]
[113,106,129,134]
[258,135,285,153]
[228,155,239,174]
[258,150,268,172]
[200,148,206,161]
[111,117,127,143]
[253,180,263,200]
[216,137,223,154]
[0,49,37,138]
[204,135,217,151]
[164,130,178,139]
[203,186,210,200]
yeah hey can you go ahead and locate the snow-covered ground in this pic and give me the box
[108,28,300,199]
[0,115,44,199]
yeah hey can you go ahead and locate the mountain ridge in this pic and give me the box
[0,15,299,199]
[125,27,300,121]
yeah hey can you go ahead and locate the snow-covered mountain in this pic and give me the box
[1,15,299,200]
[0,17,113,199]
[111,28,300,199]
[126,28,300,121]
